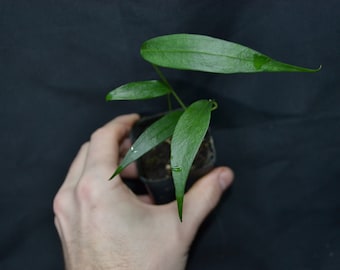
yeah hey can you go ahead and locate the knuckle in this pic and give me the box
[53,188,73,217]
[90,127,108,141]
[75,176,100,203]
[80,141,90,151]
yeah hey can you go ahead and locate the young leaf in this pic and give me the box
[170,100,213,221]
[141,34,320,74]
[109,110,183,179]
[106,80,171,101]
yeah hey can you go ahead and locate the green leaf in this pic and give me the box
[141,33,321,74]
[106,80,171,101]
[109,110,183,179]
[170,100,213,221]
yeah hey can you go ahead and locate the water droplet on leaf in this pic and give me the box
[130,146,138,154]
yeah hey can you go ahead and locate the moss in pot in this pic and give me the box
[106,34,320,221]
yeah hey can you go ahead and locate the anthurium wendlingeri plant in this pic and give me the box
[106,34,320,220]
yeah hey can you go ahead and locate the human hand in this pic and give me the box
[53,114,233,270]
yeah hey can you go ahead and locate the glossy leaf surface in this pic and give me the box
[110,110,183,179]
[170,100,213,220]
[106,80,171,101]
[141,34,320,74]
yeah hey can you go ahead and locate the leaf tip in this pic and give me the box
[176,196,183,222]
[105,92,112,101]
[315,64,322,72]
[305,64,322,73]
[108,166,123,180]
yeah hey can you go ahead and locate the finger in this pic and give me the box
[181,167,234,236]
[120,162,138,178]
[137,194,154,204]
[118,136,138,179]
[61,142,89,189]
[83,114,140,179]
[119,137,132,157]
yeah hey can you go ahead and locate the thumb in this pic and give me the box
[181,167,233,236]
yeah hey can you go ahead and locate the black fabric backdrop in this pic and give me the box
[1,0,339,269]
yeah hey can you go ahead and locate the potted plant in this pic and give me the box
[127,110,217,206]
[106,34,320,220]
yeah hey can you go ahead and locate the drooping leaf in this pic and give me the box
[109,110,183,179]
[170,100,213,220]
[106,80,171,101]
[141,34,321,74]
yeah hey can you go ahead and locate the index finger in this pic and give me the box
[83,114,140,180]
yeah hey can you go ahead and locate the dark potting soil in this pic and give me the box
[139,136,215,180]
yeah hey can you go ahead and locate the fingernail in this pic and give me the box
[218,169,233,191]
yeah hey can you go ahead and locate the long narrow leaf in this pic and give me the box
[106,80,171,101]
[170,100,213,220]
[141,34,320,74]
[109,110,183,179]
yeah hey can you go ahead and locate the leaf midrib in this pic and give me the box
[143,49,255,63]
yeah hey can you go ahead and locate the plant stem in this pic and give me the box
[152,64,187,110]
[167,94,172,111]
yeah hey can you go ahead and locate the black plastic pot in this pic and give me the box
[131,112,216,204]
